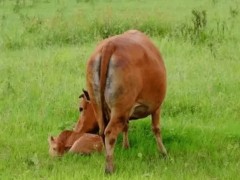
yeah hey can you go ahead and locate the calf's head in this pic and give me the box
[48,130,73,157]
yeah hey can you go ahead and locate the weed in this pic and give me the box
[211,0,218,5]
[13,0,22,13]
[174,9,208,44]
[229,6,239,18]
[191,9,207,35]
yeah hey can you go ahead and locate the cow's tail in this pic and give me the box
[99,41,115,136]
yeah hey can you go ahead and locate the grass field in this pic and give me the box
[0,0,240,179]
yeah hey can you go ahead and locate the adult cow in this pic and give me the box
[85,30,167,173]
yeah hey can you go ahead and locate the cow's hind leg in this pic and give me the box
[151,108,167,156]
[122,122,129,149]
[104,114,128,174]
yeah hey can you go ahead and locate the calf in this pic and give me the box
[48,130,103,156]
[69,133,104,154]
[85,30,167,173]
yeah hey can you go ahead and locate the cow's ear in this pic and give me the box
[79,94,84,99]
[82,89,90,101]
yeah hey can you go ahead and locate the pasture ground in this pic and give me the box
[0,0,240,179]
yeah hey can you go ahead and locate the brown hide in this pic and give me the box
[48,130,103,156]
[48,92,100,157]
[69,133,104,154]
[73,91,99,134]
[85,30,167,173]
[48,130,83,156]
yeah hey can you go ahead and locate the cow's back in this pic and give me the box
[87,30,166,117]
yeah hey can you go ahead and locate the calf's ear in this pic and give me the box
[82,89,90,101]
[48,136,55,144]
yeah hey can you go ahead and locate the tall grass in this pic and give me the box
[1,11,171,49]
[1,0,239,49]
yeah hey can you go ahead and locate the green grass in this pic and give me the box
[0,0,240,179]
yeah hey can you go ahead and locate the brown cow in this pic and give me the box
[85,30,167,173]
[73,90,99,134]
[48,131,104,156]
[77,90,131,149]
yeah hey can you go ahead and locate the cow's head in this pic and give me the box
[79,89,91,114]
[48,130,72,157]
[48,90,98,157]
[74,89,98,133]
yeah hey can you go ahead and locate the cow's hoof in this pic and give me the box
[162,153,168,160]
[161,151,168,158]
[157,147,168,158]
[105,165,114,174]
[123,143,130,149]
[159,150,168,160]
[159,146,167,156]
[162,150,168,156]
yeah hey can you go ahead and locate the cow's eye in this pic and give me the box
[79,107,83,112]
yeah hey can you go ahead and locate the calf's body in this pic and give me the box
[48,131,103,156]
[69,133,104,154]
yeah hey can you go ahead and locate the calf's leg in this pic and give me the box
[151,108,167,156]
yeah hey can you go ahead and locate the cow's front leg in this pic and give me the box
[151,108,167,156]
[104,115,126,174]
